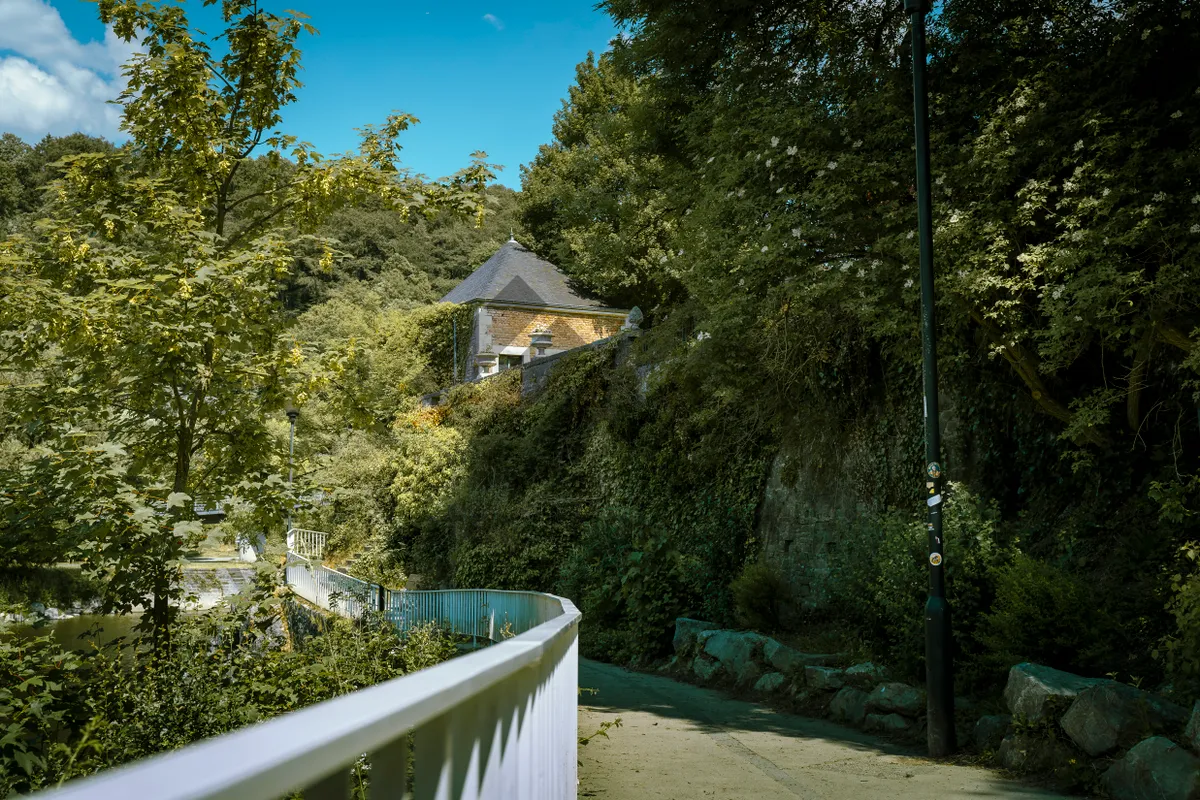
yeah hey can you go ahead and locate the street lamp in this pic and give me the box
[904,0,956,757]
[285,401,299,548]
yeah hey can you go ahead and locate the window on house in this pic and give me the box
[498,354,524,371]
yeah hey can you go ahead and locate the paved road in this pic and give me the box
[578,659,1066,800]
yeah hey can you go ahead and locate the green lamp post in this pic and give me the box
[904,0,956,757]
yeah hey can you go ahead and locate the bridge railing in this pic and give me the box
[36,552,580,800]
[287,527,328,560]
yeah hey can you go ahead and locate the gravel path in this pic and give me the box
[577,659,1067,800]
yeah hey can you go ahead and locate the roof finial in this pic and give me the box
[509,227,515,243]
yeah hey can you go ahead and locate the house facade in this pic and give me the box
[441,239,629,381]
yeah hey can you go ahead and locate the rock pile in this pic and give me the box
[995,662,1195,800]
[672,618,923,740]
[672,620,1200,798]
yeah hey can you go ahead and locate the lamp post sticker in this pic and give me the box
[927,462,942,479]
[930,552,943,567]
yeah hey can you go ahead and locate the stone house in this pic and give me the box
[440,238,629,381]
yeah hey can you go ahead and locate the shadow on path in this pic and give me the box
[578,658,1069,800]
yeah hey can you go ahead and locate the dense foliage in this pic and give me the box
[0,0,496,643]
[496,0,1200,694]
[0,576,455,798]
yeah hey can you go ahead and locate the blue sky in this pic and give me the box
[0,0,618,188]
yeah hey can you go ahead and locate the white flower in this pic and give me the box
[659,256,668,264]
[816,170,825,177]
[1103,188,1111,197]
[791,227,803,238]
[1153,192,1167,202]
[678,249,685,255]
[1052,286,1064,299]
[737,188,745,197]
[857,268,866,278]
[1063,181,1077,191]
[739,278,745,286]
[1171,110,1183,119]
[761,245,769,253]
[771,136,780,147]
[1015,115,1027,125]
[957,270,968,279]
[1193,195,1200,204]
[756,153,761,161]
[786,146,798,156]
[1143,204,1154,215]
[839,262,850,273]
[826,160,838,170]
[936,176,945,185]
[707,156,715,163]
[904,278,914,289]
[1074,140,1085,151]
[765,223,772,229]
[1015,96,1028,109]
[852,140,863,148]
[776,187,784,194]
[950,214,960,223]
[907,230,915,239]
[766,159,772,167]
[1191,224,1200,234]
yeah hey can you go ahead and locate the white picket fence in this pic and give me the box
[35,550,581,800]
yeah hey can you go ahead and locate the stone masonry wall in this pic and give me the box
[487,306,623,352]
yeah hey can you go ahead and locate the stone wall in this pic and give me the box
[756,445,866,609]
[487,306,623,352]
[757,389,966,608]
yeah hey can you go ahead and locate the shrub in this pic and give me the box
[827,483,1011,686]
[1157,541,1200,695]
[730,561,791,631]
[976,553,1099,677]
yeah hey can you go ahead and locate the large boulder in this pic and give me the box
[805,666,845,691]
[864,713,911,735]
[998,733,1077,773]
[974,714,1011,752]
[736,659,763,688]
[674,618,719,656]
[1185,702,1200,754]
[1102,737,1200,800]
[1003,662,1111,722]
[830,687,870,726]
[693,656,720,683]
[844,661,889,689]
[761,639,841,673]
[699,630,768,679]
[1061,682,1188,757]
[865,682,926,717]
[755,672,787,693]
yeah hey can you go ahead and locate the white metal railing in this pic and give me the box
[288,527,328,559]
[286,553,380,619]
[35,552,580,800]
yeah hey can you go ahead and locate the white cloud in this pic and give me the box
[0,0,137,142]
[482,13,504,31]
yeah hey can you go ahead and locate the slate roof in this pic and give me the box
[440,240,615,310]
